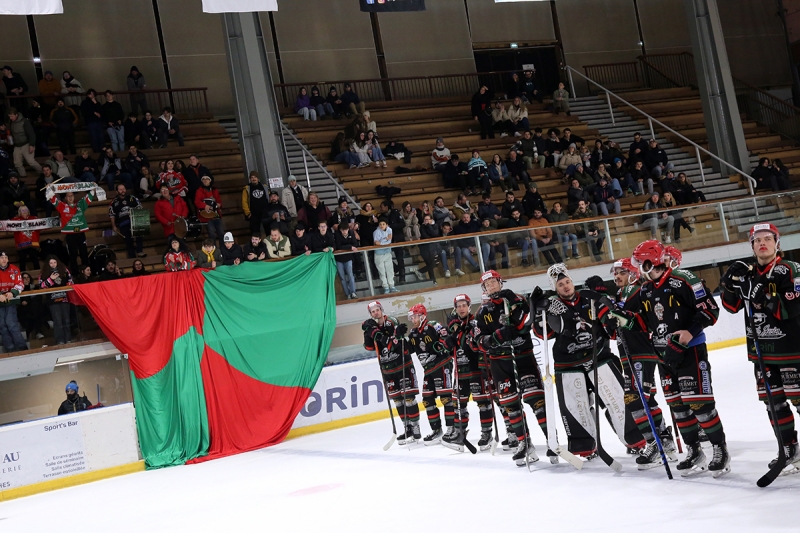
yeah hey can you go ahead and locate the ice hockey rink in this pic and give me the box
[2,343,799,533]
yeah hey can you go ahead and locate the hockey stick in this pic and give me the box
[504,298,533,471]
[745,299,787,487]
[483,364,501,455]
[670,409,684,454]
[590,299,623,473]
[401,337,412,451]
[539,310,583,469]
[382,380,398,451]
[617,328,673,479]
[450,346,478,455]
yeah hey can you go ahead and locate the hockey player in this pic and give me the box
[442,294,495,451]
[532,263,647,459]
[720,223,800,473]
[472,270,548,466]
[614,239,730,477]
[404,304,455,445]
[362,301,421,444]
[611,258,679,467]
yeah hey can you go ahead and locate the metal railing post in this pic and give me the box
[751,197,760,219]
[606,91,615,126]
[567,68,576,100]
[695,146,705,184]
[718,203,730,242]
[362,250,376,296]
[603,219,614,260]
[474,236,486,273]
[648,117,655,140]
[302,151,310,189]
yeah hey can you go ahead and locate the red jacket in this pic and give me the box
[195,186,222,221]
[11,215,41,250]
[0,264,24,305]
[154,196,189,236]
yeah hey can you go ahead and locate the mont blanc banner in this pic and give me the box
[360,0,425,12]
[72,254,337,468]
[0,0,62,14]
[202,0,277,13]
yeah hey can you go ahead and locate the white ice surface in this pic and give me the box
[2,345,799,533]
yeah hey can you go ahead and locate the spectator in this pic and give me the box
[154,185,189,239]
[18,271,45,340]
[221,232,244,264]
[100,147,134,191]
[49,188,96,270]
[35,166,57,216]
[479,217,509,270]
[630,159,653,196]
[366,130,386,167]
[528,208,562,265]
[129,259,150,277]
[294,86,317,121]
[12,206,40,270]
[164,235,195,271]
[506,208,533,266]
[197,238,222,269]
[513,130,540,172]
[610,157,634,195]
[2,66,28,106]
[0,250,28,352]
[752,157,789,192]
[606,140,626,164]
[334,223,359,299]
[260,190,289,236]
[27,98,51,158]
[506,72,522,100]
[47,150,76,181]
[378,200,406,285]
[644,139,672,179]
[102,90,125,151]
[452,212,480,275]
[642,191,674,243]
[241,171,269,234]
[532,128,547,165]
[522,182,545,218]
[572,200,604,260]
[662,191,694,243]
[467,150,490,195]
[325,86,346,118]
[98,260,124,281]
[507,97,529,135]
[477,192,503,226]
[400,201,420,241]
[431,137,451,171]
[418,214,446,283]
[73,264,94,283]
[593,176,621,216]
[549,201,579,260]
[544,128,563,168]
[0,172,33,219]
[341,83,366,117]
[139,167,158,199]
[432,196,453,227]
[567,178,596,216]
[491,101,513,137]
[58,381,92,416]
[50,98,79,155]
[123,112,142,149]
[505,149,530,190]
[331,133,361,168]
[125,145,149,185]
[521,69,542,103]
[126,66,147,115]
[265,227,292,259]
[305,86,331,120]
[552,82,571,115]
[297,192,331,230]
[60,71,83,109]
[561,128,584,149]
[558,143,582,172]
[579,145,592,171]
[196,175,224,247]
[628,132,648,166]
[156,107,184,147]
[242,233,268,261]
[109,183,145,258]
[594,162,623,198]
[471,85,494,139]
[673,172,707,204]
[351,132,372,167]
[772,158,792,190]
[80,90,105,153]
[39,255,73,345]
[289,222,312,257]
[373,219,397,293]
[6,108,43,177]
[451,193,473,221]
[500,190,523,219]
[362,110,377,134]
[140,111,158,148]
[442,154,472,193]
[488,154,512,190]
[156,159,188,200]
[591,139,608,169]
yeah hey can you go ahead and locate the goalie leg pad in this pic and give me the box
[556,369,596,454]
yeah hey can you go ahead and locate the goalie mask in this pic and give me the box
[547,263,572,291]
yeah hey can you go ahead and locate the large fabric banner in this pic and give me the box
[72,254,337,468]
[0,0,63,15]
[202,0,277,12]
[360,0,425,12]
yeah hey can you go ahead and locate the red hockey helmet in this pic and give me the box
[631,240,665,279]
[454,293,471,307]
[611,258,639,282]
[749,223,780,250]
[480,269,503,294]
[367,301,383,312]
[663,246,682,269]
[408,304,427,318]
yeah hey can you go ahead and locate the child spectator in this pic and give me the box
[12,206,41,270]
[164,236,195,271]
[294,86,317,121]
[0,250,28,352]
[221,232,244,265]
[197,238,222,269]
[38,255,73,345]
[373,219,397,294]
[431,137,451,171]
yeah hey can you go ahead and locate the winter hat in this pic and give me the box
[66,381,78,393]
[613,158,621,164]
[223,232,234,243]
[288,175,297,183]
[0,251,8,258]
[436,137,444,145]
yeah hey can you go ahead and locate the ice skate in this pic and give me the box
[636,441,663,470]
[423,427,444,445]
[546,448,559,465]
[769,442,800,476]
[478,430,493,451]
[660,427,679,461]
[512,439,539,467]
[398,425,415,446]
[708,443,731,478]
[677,442,707,477]
[442,428,466,452]
[501,436,518,452]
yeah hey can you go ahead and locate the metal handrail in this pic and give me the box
[637,56,683,89]
[279,122,360,208]
[564,65,757,195]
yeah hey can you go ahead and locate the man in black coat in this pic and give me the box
[471,86,494,140]
[58,381,93,415]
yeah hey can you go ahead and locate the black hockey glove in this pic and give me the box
[664,334,688,366]
[362,319,378,331]
[493,325,517,344]
[447,316,463,334]
[443,334,457,351]
[395,323,408,337]
[720,260,753,295]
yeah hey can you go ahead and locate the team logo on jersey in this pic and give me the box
[699,361,707,371]
[794,277,800,292]
[774,264,789,276]
[634,362,643,371]
[669,279,682,289]
[654,302,665,321]
[753,313,766,327]
[691,282,706,298]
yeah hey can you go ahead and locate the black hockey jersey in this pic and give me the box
[407,319,449,373]
[446,312,484,373]
[362,315,410,374]
[473,289,533,360]
[615,284,659,363]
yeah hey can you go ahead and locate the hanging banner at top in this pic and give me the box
[0,0,63,15]
[202,0,277,13]
[360,0,425,12]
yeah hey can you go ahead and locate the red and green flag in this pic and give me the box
[73,253,337,468]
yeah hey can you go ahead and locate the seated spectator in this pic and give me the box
[628,132,648,167]
[467,150,490,195]
[18,271,45,339]
[297,192,331,229]
[477,193,503,226]
[752,157,790,192]
[452,193,473,221]
[488,154,512,190]
[522,182,545,218]
[39,255,74,345]
[373,219,397,294]
[164,235,195,271]
[500,150,527,192]
[567,178,596,216]
[125,145,149,185]
[46,150,76,182]
[433,196,454,227]
[334,224,359,299]
[362,111,377,134]
[192,175,223,246]
[491,101,513,137]
[593,176,621,216]
[156,107,185,148]
[123,112,141,149]
[140,111,158,148]
[418,214,447,283]
[642,192,674,243]
[479,217,509,270]
[294,86,317,121]
[325,86,346,118]
[58,381,92,416]
[243,234,268,261]
[129,259,150,276]
[511,132,539,176]
[0,173,33,219]
[521,69,542,103]
[558,144,582,172]
[630,160,653,196]
[594,163,623,198]
[452,212,480,275]
[100,147,134,191]
[442,154,472,193]
[74,148,98,183]
[98,259,124,281]
[218,232,242,265]
[507,97,529,135]
[35,167,57,216]
[265,226,292,259]
[102,91,126,152]
[331,133,361,168]
[366,130,386,167]
[290,222,312,257]
[644,139,672,179]
[400,201,420,241]
[610,157,634,195]
[50,98,79,155]
[500,190,522,220]
[552,82,571,115]
[662,191,694,243]
[308,86,333,120]
[772,158,791,190]
[431,137,451,171]
[579,145,593,171]
[197,239,222,269]
[0,250,28,352]
[572,164,596,193]
[572,200,604,260]
[590,139,608,169]
[544,128,563,168]
[471,85,494,140]
[156,159,188,200]
[561,128,584,149]
[109,183,145,259]
[532,128,547,166]
[351,132,372,167]
[528,208,562,266]
[673,172,707,204]
[549,201,579,260]
[342,83,366,117]
[154,185,189,239]
[12,206,40,270]
[73,264,94,283]
[505,208,533,266]
[139,166,158,199]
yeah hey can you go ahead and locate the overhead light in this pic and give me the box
[510,43,519,49]
[33,57,41,64]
